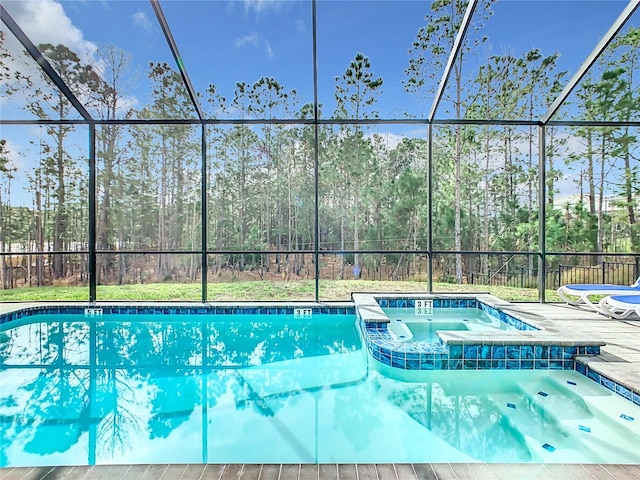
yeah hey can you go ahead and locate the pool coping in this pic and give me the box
[352,293,640,407]
[352,292,605,347]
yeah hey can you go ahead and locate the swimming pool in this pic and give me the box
[1,307,639,466]
[384,306,516,342]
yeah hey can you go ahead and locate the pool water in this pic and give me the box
[1,313,639,466]
[384,307,516,342]
[403,321,469,342]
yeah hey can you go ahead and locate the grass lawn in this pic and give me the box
[0,280,562,303]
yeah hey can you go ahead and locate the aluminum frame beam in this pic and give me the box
[150,0,204,121]
[428,0,478,121]
[541,0,640,124]
[0,4,93,122]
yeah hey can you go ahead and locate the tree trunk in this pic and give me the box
[54,125,67,279]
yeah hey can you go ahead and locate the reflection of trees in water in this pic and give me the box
[147,369,202,439]
[1,314,361,464]
[0,320,92,365]
[205,320,360,367]
[386,380,531,462]
[21,368,91,455]
[94,368,145,457]
[1,321,94,458]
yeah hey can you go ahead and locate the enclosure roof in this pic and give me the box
[1,0,639,124]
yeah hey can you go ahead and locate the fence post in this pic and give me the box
[635,257,640,282]
[602,261,606,284]
[558,265,562,288]
[520,267,525,288]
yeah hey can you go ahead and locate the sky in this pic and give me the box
[0,0,636,207]
[0,0,633,121]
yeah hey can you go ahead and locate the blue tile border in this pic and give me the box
[372,295,538,332]
[357,295,640,408]
[382,297,479,310]
[359,297,603,374]
[360,315,602,373]
[0,304,356,326]
[575,360,640,408]
[366,323,639,408]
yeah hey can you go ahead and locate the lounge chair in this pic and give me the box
[557,276,640,311]
[598,294,640,319]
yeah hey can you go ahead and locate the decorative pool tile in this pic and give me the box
[521,360,534,370]
[449,345,462,360]
[463,346,478,359]
[549,346,563,359]
[535,346,549,359]
[587,369,601,384]
[449,359,462,370]
[573,362,640,407]
[521,346,534,359]
[477,359,490,369]
[600,376,616,391]
[391,353,405,369]
[491,346,505,360]
[352,296,638,407]
[616,384,632,401]
[507,346,521,359]
[0,304,357,326]
[491,360,505,369]
[535,360,549,369]
[463,359,477,369]
[549,360,564,370]
[506,360,520,370]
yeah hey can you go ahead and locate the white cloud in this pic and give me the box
[1,0,103,116]
[234,33,276,59]
[132,11,153,33]
[234,33,260,48]
[2,0,97,63]
[243,0,285,15]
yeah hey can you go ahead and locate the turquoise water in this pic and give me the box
[384,307,516,342]
[1,313,639,466]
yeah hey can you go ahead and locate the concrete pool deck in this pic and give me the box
[498,301,640,397]
[1,300,639,478]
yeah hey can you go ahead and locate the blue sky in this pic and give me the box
[0,0,636,209]
[1,0,632,121]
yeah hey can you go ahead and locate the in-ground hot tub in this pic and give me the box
[385,304,516,342]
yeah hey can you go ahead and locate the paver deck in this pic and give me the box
[1,463,640,479]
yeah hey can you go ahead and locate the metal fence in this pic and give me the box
[469,259,640,290]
